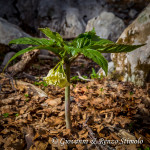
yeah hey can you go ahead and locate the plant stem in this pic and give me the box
[65,62,72,129]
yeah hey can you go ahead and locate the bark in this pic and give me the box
[8,49,39,75]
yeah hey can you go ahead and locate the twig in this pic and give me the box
[22,72,38,81]
[76,71,93,82]
[83,121,103,150]
[16,72,43,82]
[83,118,115,150]
[5,72,17,93]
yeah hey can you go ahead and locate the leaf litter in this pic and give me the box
[0,60,150,150]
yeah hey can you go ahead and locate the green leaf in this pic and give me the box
[90,43,145,53]
[77,28,101,41]
[3,113,9,118]
[64,45,80,56]
[39,28,63,46]
[72,29,114,54]
[76,28,113,44]
[81,49,108,75]
[9,37,53,46]
[94,39,114,45]
[4,45,62,72]
[73,38,91,48]
[3,46,37,71]
[92,68,97,75]
[15,113,19,117]
[90,68,100,79]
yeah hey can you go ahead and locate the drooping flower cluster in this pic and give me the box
[43,61,69,88]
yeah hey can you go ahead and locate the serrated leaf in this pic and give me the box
[64,45,80,56]
[3,46,37,71]
[72,29,114,51]
[90,43,145,53]
[73,38,91,48]
[9,37,53,46]
[39,28,63,46]
[81,49,108,75]
[94,39,114,45]
[77,28,101,41]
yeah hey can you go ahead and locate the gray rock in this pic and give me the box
[0,17,31,57]
[76,0,104,22]
[0,0,103,38]
[102,53,111,62]
[1,52,16,67]
[85,11,125,62]
[111,4,150,86]
[60,8,85,38]
[97,61,115,76]
[0,0,148,38]
[37,0,86,38]
[0,18,30,45]
[85,11,125,42]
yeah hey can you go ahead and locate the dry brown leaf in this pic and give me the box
[1,128,11,134]
[27,113,33,121]
[91,98,104,104]
[33,132,40,141]
[49,130,59,136]
[1,105,16,114]
[80,87,89,93]
[45,98,62,106]
[58,111,65,117]
[29,141,48,150]
[76,144,85,150]
[78,95,88,100]
[114,116,131,128]
[125,144,137,150]
[79,131,88,139]
[110,133,121,141]
[118,129,136,140]
[63,129,71,136]
[145,133,150,139]
[0,135,4,145]
[46,117,64,126]
[95,124,104,134]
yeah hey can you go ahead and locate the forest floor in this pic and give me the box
[0,57,150,150]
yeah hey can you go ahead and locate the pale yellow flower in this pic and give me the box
[43,65,70,88]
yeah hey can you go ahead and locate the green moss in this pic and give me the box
[138,13,148,24]
[136,59,150,78]
[127,61,132,77]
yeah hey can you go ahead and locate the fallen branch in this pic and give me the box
[7,49,39,76]
[76,71,93,82]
